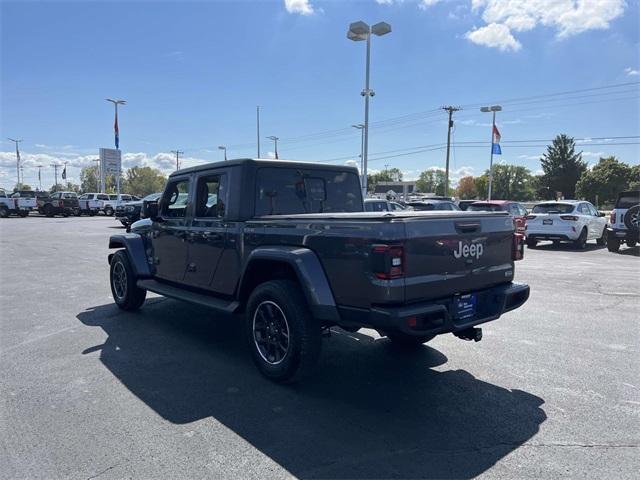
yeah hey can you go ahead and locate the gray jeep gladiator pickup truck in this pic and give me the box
[108,159,529,382]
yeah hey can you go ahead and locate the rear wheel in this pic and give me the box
[0,206,8,218]
[74,209,81,216]
[596,228,607,246]
[110,250,146,311]
[574,228,587,250]
[105,206,114,216]
[386,331,435,349]
[18,210,29,217]
[44,204,54,217]
[607,237,620,253]
[246,279,322,383]
[627,240,637,248]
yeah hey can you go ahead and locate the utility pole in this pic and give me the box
[442,106,461,197]
[36,165,43,191]
[352,124,365,183]
[20,166,24,186]
[51,163,60,190]
[93,158,101,192]
[7,138,23,187]
[171,150,184,170]
[256,106,261,158]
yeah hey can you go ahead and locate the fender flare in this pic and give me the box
[238,246,340,323]
[108,233,152,278]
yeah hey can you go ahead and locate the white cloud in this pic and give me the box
[419,0,443,8]
[465,23,522,51]
[376,0,395,4]
[284,0,315,15]
[625,67,639,76]
[464,0,626,51]
[518,154,541,160]
[581,151,605,158]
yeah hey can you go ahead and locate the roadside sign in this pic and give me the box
[99,148,121,175]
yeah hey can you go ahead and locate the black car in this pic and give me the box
[107,159,528,383]
[406,200,460,211]
[115,193,162,228]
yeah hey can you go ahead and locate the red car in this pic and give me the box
[467,200,528,234]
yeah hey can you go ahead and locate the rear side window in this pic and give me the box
[616,192,639,209]
[365,201,388,212]
[194,174,227,218]
[98,194,109,200]
[161,179,190,218]
[255,167,362,216]
[62,193,77,199]
[532,203,575,214]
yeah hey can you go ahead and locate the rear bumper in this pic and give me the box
[336,282,530,337]
[526,231,577,242]
[607,227,638,242]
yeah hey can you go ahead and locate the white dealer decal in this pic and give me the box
[453,241,484,260]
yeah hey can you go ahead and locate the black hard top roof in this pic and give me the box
[170,158,359,177]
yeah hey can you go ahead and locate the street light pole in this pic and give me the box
[106,99,126,201]
[348,20,391,198]
[36,165,43,191]
[51,163,60,190]
[480,105,502,201]
[256,106,261,158]
[266,136,279,159]
[218,146,227,161]
[7,138,22,187]
[351,124,365,180]
[93,158,101,192]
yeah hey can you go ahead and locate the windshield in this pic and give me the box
[532,203,575,214]
[468,203,503,212]
[255,167,362,215]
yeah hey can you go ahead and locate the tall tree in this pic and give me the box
[123,166,167,196]
[539,134,587,199]
[576,156,632,206]
[13,183,32,192]
[629,164,640,191]
[489,164,536,201]
[416,169,449,196]
[367,168,403,192]
[456,176,477,199]
[80,165,100,193]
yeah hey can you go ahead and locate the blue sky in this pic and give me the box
[1,0,638,190]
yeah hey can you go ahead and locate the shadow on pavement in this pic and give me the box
[616,246,639,256]
[77,299,546,479]
[529,241,606,252]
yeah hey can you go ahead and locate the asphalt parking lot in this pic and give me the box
[1,215,638,479]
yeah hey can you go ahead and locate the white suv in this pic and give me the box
[606,190,639,252]
[525,200,607,249]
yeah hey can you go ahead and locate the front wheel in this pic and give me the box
[607,237,620,252]
[245,279,322,383]
[386,331,435,349]
[44,205,54,217]
[105,207,114,216]
[0,206,8,218]
[110,250,146,310]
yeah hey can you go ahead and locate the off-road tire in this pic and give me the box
[0,206,9,218]
[386,331,435,349]
[110,250,146,311]
[245,279,322,384]
[607,237,620,252]
[623,205,639,232]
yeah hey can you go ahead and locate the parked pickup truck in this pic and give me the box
[37,191,80,217]
[0,190,37,217]
[101,194,138,216]
[0,190,30,218]
[78,193,110,215]
[108,159,529,383]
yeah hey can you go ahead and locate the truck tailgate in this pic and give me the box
[402,213,515,303]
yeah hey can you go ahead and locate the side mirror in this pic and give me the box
[142,200,159,220]
[598,211,605,217]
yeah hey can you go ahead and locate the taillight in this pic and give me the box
[513,233,524,261]
[610,212,616,224]
[371,244,404,279]
[525,215,536,220]
[560,215,578,221]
